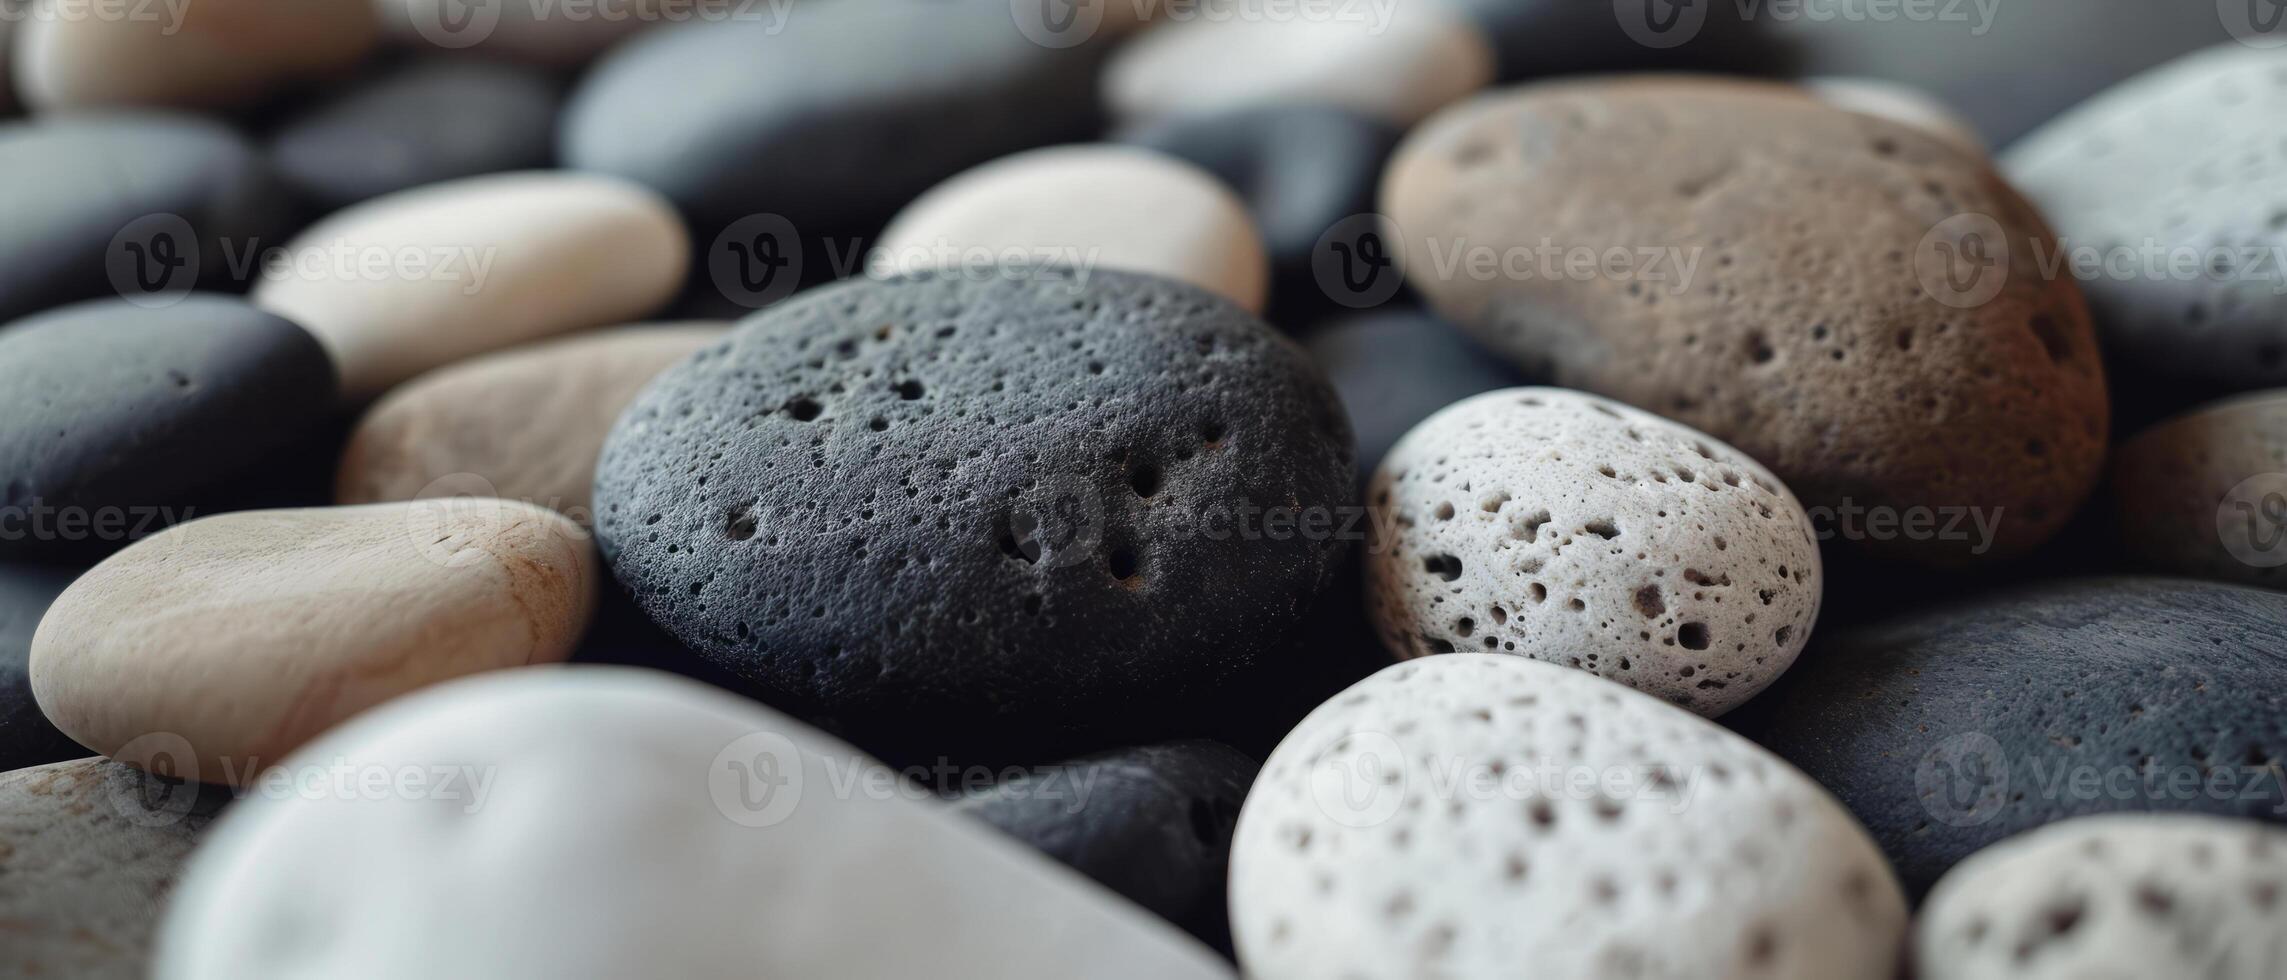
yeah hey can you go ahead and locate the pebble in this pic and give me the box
[1749,577,2287,897]
[1102,1,1494,128]
[0,296,337,561]
[953,740,1258,949]
[2005,44,2287,410]
[2111,391,2287,588]
[1303,307,1527,487]
[267,58,561,214]
[0,113,291,324]
[29,499,598,784]
[1916,814,2287,980]
[151,667,1236,979]
[0,565,82,773]
[591,271,1353,762]
[378,0,657,65]
[1383,78,2111,564]
[559,0,1105,238]
[0,14,16,115]
[13,0,377,111]
[337,323,727,522]
[1230,654,1907,980]
[0,758,231,980]
[1367,388,1821,716]
[252,171,687,400]
[1804,77,1984,156]
[874,145,1268,313]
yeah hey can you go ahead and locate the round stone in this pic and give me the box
[592,270,1353,761]
[29,499,599,784]
[0,295,337,561]
[13,0,376,111]
[1748,577,2287,898]
[1230,654,1907,980]
[1367,388,1821,716]
[1804,76,1984,156]
[2112,391,2287,587]
[377,0,660,64]
[252,171,688,400]
[1916,814,2287,980]
[875,145,1268,313]
[1303,308,1527,489]
[267,58,560,213]
[337,323,729,523]
[1383,77,2110,564]
[0,565,83,773]
[150,667,1234,979]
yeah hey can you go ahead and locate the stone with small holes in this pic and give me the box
[591,270,1354,761]
[1229,654,1907,980]
[267,58,561,214]
[1367,388,1820,716]
[2111,390,2287,589]
[1749,577,2287,899]
[1383,77,2110,565]
[1916,814,2287,980]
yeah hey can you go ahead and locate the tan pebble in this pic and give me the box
[15,0,377,111]
[2113,390,2287,589]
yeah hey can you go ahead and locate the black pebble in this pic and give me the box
[1304,307,1529,492]
[268,58,560,213]
[0,564,85,772]
[592,270,1355,763]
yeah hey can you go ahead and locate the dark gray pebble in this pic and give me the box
[0,564,83,773]
[268,59,560,213]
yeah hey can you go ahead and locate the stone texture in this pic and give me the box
[0,564,82,772]
[253,170,687,399]
[2112,391,2287,589]
[1383,77,2110,564]
[876,145,1268,313]
[13,0,377,111]
[268,57,561,213]
[377,0,662,64]
[1303,307,1528,488]
[1805,76,1984,156]
[30,500,598,784]
[1231,654,1907,980]
[151,667,1236,979]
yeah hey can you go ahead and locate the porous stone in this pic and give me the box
[875,145,1268,313]
[1230,654,1907,980]
[2005,44,2287,408]
[337,323,728,521]
[0,758,231,980]
[1916,814,2287,980]
[592,271,1353,761]
[378,0,661,64]
[151,667,1236,979]
[13,0,377,111]
[1805,76,1984,156]
[0,565,82,772]
[2112,391,2287,588]
[1304,307,1527,487]
[953,740,1258,949]
[1367,388,1821,716]
[0,296,337,561]
[1383,77,2110,564]
[268,58,560,213]
[29,500,598,784]
[252,171,687,399]
[1749,577,2287,898]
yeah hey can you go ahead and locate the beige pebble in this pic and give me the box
[2112,390,2287,589]
[14,0,377,111]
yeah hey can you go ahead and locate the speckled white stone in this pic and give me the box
[1918,814,2287,980]
[152,667,1235,980]
[1230,655,1907,980]
[874,144,1269,313]
[1366,388,1821,716]
[1804,76,1984,156]
[14,0,376,111]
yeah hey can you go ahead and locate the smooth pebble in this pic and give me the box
[267,58,561,213]
[2112,390,2287,588]
[13,0,376,111]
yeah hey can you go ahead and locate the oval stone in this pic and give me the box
[1231,655,1907,980]
[378,0,659,64]
[593,271,1353,762]
[337,324,729,521]
[875,145,1268,313]
[13,0,376,111]
[1916,814,2287,980]
[29,500,598,784]
[151,667,1235,979]
[0,564,82,772]
[267,58,561,213]
[252,171,687,400]
[2112,391,2287,588]
[1749,577,2287,898]
[0,295,337,561]
[1805,77,1983,156]
[1383,78,2110,564]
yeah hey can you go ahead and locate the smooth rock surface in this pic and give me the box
[1231,655,1907,980]
[0,296,337,560]
[268,58,560,213]
[378,0,661,64]
[1305,307,1527,487]
[338,323,727,521]
[0,565,82,772]
[14,0,377,111]
[1,758,230,980]
[875,145,1268,313]
[593,271,1353,761]
[1917,814,2287,980]
[2005,44,2287,408]
[253,171,687,399]
[1368,388,1821,715]
[1749,577,2287,898]
[1805,76,1984,156]
[1384,77,2111,564]
[2113,391,2287,589]
[30,500,598,784]
[954,740,1258,949]
[152,667,1236,979]
[0,13,16,115]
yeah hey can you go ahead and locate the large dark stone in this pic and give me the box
[268,58,560,213]
[0,564,82,772]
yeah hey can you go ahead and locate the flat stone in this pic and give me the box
[2112,391,2287,589]
[29,500,599,784]
[267,58,561,213]
[13,0,376,111]
[1303,307,1529,489]
[0,565,82,772]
